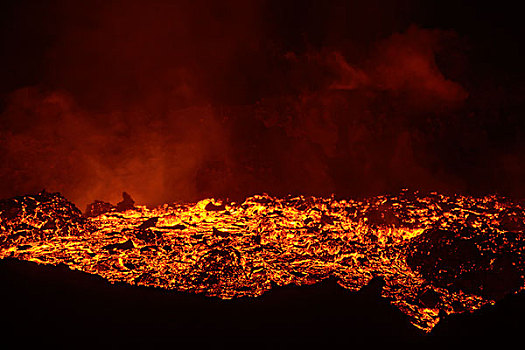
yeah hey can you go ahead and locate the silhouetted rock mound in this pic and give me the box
[116,192,135,212]
[84,192,136,217]
[0,191,85,248]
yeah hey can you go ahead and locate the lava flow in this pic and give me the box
[0,190,524,332]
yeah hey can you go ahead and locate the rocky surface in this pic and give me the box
[0,190,524,333]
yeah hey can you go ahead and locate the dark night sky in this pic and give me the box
[0,0,524,208]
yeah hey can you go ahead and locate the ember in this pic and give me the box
[1,190,523,332]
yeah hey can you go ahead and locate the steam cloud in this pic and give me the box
[1,1,524,208]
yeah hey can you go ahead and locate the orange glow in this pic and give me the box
[0,190,523,332]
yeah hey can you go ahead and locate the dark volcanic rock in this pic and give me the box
[84,200,114,217]
[0,191,86,243]
[138,217,158,230]
[85,192,137,217]
[102,240,135,252]
[406,228,524,300]
[366,207,401,227]
[116,192,135,212]
[191,248,243,287]
[212,227,229,237]
[133,229,159,243]
[162,224,186,230]
[499,212,525,233]
[205,202,226,211]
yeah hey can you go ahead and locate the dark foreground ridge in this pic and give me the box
[1,258,525,346]
[0,258,421,345]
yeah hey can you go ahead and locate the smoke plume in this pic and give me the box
[1,1,524,208]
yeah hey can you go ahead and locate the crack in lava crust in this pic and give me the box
[1,190,524,332]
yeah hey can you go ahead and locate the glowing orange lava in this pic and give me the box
[1,190,523,332]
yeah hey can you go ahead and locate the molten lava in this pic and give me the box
[0,190,523,332]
